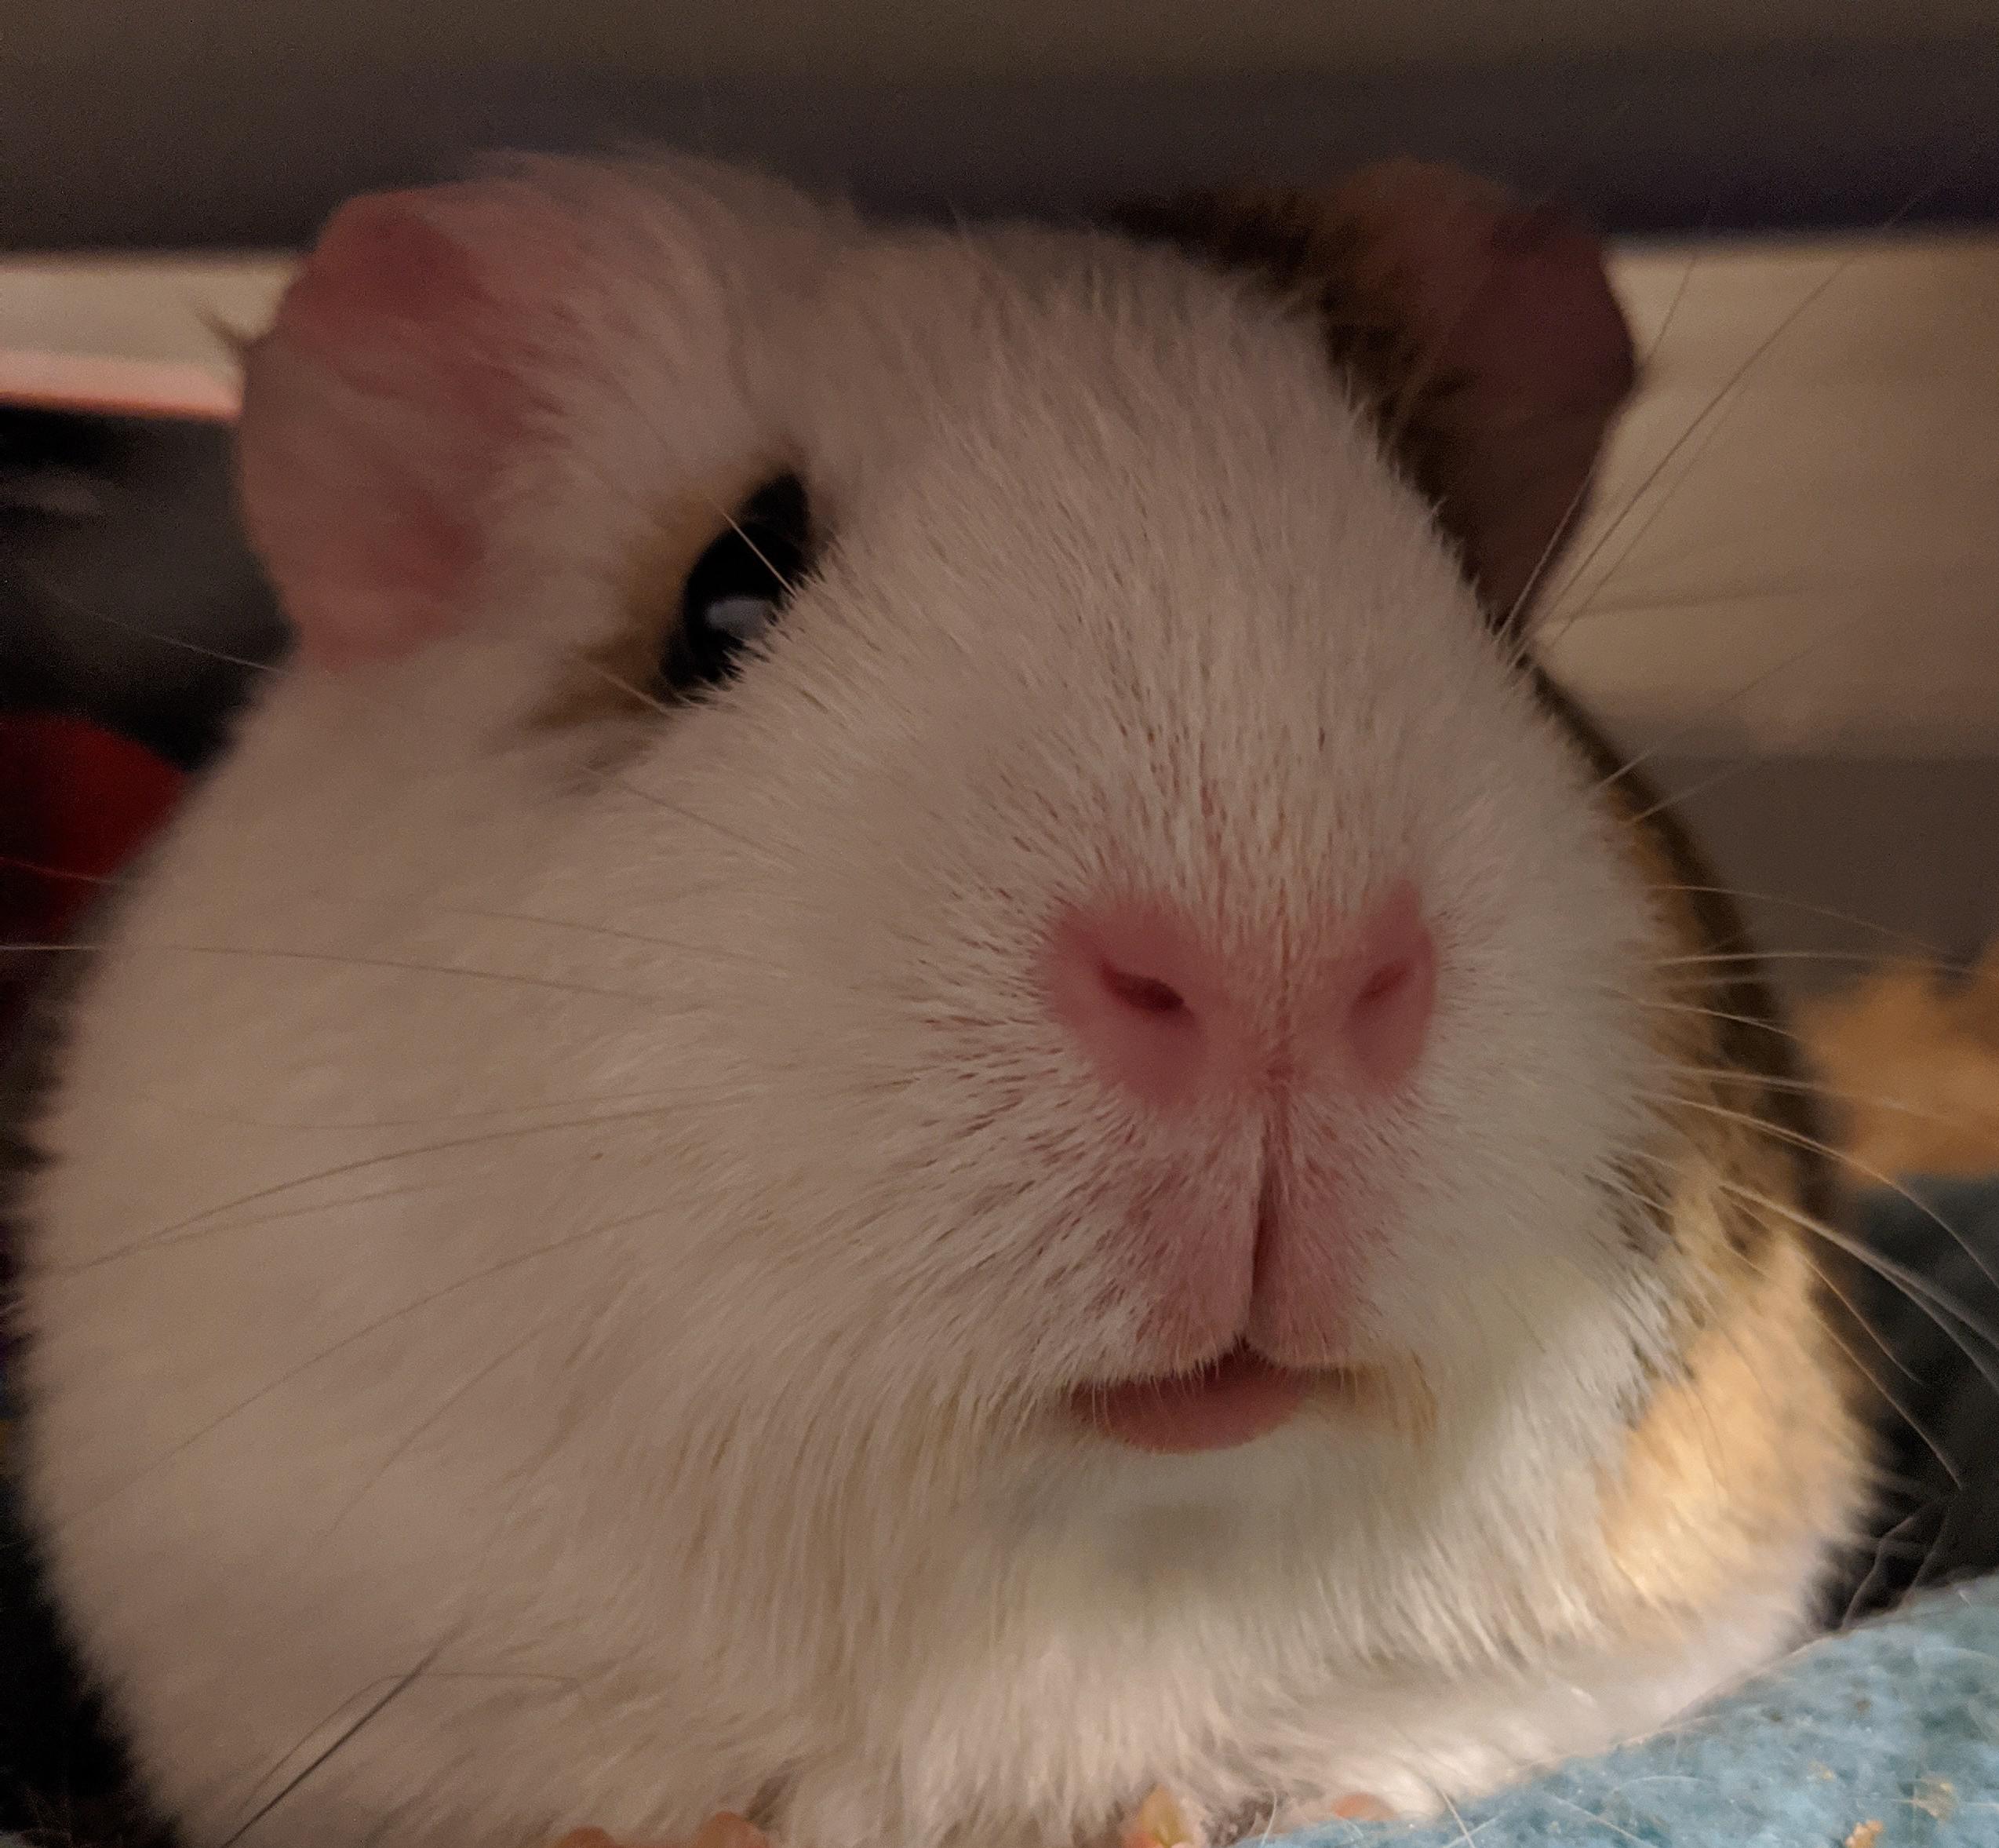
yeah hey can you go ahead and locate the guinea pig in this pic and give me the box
[11,153,1870,1848]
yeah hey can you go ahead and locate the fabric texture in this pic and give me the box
[1271,1574,1999,1847]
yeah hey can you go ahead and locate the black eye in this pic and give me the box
[662,472,813,694]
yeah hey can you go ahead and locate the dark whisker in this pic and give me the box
[0,939,681,1005]
[1542,155,1972,640]
[436,904,776,972]
[316,1309,559,1544]
[215,1644,446,1848]
[54,1202,672,1537]
[48,1100,688,1276]
[1643,882,1955,960]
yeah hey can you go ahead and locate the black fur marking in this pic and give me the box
[2,932,179,1848]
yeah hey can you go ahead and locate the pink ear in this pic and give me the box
[1330,162,1637,621]
[237,184,575,667]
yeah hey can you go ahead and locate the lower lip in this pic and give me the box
[1073,1345,1315,1453]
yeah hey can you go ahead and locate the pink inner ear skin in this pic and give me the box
[284,196,492,347]
[237,186,556,669]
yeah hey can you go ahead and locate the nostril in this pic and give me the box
[1354,956,1414,1007]
[1101,964,1189,1019]
[1044,902,1219,1111]
[1343,902,1436,1091]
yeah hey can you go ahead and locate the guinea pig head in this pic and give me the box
[226,155,1665,1510]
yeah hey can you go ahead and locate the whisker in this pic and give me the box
[0,854,128,888]
[706,499,801,602]
[47,1100,686,1276]
[1650,949,1974,977]
[67,1077,721,1135]
[1637,1084,1999,1299]
[1621,1139,1999,1420]
[1695,1192,1968,1504]
[2,560,283,679]
[1541,159,1964,642]
[1622,756,1770,828]
[1643,883,1957,960]
[54,1203,667,1536]
[0,939,677,1004]
[1611,990,1818,1055]
[1498,233,1706,654]
[599,771,792,868]
[1706,1172,1999,1387]
[1538,374,1744,657]
[215,1644,445,1848]
[567,651,679,722]
[1647,1056,1987,1134]
[315,1307,559,1544]
[435,904,774,973]
[223,1663,585,1835]
[1841,1502,1943,1627]
[1588,601,1888,800]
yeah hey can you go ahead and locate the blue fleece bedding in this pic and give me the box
[1275,1574,1999,1848]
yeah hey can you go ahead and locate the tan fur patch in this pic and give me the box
[1600,1224,1856,1616]
[1582,731,1870,1625]
[1799,943,1999,1181]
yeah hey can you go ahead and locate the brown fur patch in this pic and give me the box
[1599,1227,1859,1615]
[1110,190,1484,591]
[1111,168,1633,629]
[533,466,786,731]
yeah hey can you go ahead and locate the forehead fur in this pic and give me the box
[552,191,1484,737]
[758,218,1475,631]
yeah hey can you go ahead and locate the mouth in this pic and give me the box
[1071,1343,1379,1453]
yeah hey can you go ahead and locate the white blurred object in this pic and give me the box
[0,252,291,419]
[1553,231,1999,762]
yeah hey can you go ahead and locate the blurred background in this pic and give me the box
[3,0,1997,987]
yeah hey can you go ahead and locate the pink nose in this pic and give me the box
[1043,885,1434,1112]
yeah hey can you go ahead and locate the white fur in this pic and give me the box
[20,159,1830,1848]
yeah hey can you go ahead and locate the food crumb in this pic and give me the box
[1910,1776,1956,1821]
[1125,1787,1194,1848]
[1844,1821,1882,1848]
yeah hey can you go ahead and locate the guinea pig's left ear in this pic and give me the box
[1115,162,1637,628]
[235,180,584,669]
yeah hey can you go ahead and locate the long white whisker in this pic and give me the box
[1638,1084,1999,1299]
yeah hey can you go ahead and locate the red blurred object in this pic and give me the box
[1,714,187,1035]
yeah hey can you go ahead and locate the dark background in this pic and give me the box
[4,25,1998,250]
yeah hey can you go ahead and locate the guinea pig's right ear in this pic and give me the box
[236,182,580,669]
[1115,163,1638,629]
